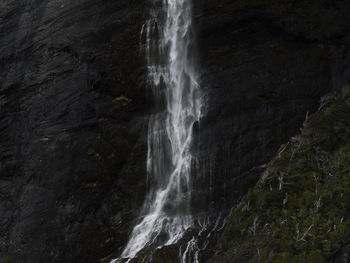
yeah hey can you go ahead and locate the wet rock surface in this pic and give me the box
[0,0,349,262]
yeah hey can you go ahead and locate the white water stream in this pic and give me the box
[113,0,202,261]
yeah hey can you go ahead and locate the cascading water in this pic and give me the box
[113,0,202,260]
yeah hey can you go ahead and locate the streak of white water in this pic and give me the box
[181,237,200,263]
[114,0,201,260]
[179,215,227,263]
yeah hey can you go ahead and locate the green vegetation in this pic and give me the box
[0,258,15,263]
[216,90,350,262]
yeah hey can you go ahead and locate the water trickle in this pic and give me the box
[181,237,200,263]
[114,0,202,260]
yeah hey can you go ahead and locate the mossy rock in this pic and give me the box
[212,92,350,263]
[1,258,15,263]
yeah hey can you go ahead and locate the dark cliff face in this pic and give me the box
[191,0,350,216]
[192,1,350,261]
[0,1,349,263]
[0,0,149,262]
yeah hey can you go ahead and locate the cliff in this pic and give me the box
[0,0,149,262]
[0,0,349,262]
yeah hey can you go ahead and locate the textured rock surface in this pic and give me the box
[191,0,350,217]
[0,0,350,262]
[0,0,149,262]
[191,1,350,261]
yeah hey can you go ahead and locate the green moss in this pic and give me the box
[1,258,15,263]
[215,93,350,262]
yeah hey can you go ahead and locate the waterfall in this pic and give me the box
[113,0,202,260]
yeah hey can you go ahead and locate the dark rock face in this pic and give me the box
[191,0,350,216]
[0,0,149,262]
[191,1,350,261]
[0,0,349,263]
